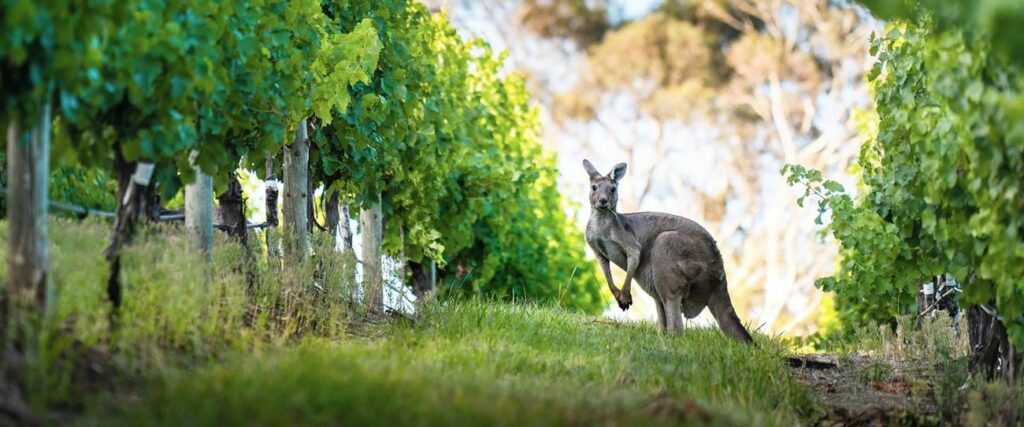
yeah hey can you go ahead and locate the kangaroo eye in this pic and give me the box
[610,187,616,193]
[591,185,598,191]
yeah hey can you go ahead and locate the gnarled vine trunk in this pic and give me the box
[409,261,435,298]
[218,171,256,289]
[325,190,339,241]
[968,304,1023,381]
[218,171,248,246]
[264,157,280,271]
[105,143,161,317]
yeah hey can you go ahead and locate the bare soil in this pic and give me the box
[791,354,939,426]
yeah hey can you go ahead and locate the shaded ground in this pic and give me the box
[790,354,939,426]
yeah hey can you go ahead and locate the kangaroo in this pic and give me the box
[583,159,753,343]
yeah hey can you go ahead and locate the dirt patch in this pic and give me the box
[791,354,938,426]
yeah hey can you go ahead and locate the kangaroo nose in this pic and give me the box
[598,198,608,205]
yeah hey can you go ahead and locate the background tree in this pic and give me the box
[433,0,876,330]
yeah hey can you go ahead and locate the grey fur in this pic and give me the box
[583,159,753,343]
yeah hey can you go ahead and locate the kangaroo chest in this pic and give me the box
[596,239,628,269]
[586,220,630,269]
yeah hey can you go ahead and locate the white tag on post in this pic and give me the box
[132,162,155,186]
[923,282,935,295]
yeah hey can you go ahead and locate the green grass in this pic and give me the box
[91,302,818,426]
[2,219,820,426]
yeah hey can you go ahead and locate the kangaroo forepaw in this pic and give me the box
[616,293,632,311]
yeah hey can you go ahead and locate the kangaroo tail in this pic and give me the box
[708,287,754,345]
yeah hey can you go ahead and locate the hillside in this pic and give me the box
[85,303,813,426]
[5,219,1017,426]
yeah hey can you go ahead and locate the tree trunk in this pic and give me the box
[282,119,310,261]
[2,105,51,425]
[339,204,354,253]
[217,171,248,246]
[184,152,213,256]
[360,197,383,312]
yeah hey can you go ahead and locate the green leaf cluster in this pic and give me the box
[2,0,381,198]
[860,0,1024,65]
[313,1,602,312]
[784,21,1024,345]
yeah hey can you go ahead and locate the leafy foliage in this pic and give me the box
[2,1,380,199]
[784,22,1024,345]
[861,0,1024,65]
[3,0,600,311]
[313,1,602,311]
[49,165,117,212]
[0,0,117,127]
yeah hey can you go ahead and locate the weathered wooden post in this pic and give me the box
[184,151,214,256]
[283,119,310,261]
[360,195,383,311]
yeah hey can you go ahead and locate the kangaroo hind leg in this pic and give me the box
[652,265,685,334]
[651,233,689,334]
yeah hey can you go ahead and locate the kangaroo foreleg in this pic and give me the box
[598,256,621,300]
[617,243,640,310]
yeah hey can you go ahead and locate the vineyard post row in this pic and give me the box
[2,1,607,410]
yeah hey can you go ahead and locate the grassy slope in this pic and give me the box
[99,302,819,426]
[1,219,819,426]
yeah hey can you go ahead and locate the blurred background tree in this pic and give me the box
[425,0,877,334]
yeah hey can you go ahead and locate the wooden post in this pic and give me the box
[5,105,51,319]
[282,119,310,260]
[431,261,437,291]
[184,151,213,255]
[360,196,383,311]
[306,173,315,233]
[2,104,52,423]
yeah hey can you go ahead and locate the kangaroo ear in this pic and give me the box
[610,163,627,181]
[583,159,600,179]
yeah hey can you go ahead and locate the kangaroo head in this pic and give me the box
[583,159,627,211]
